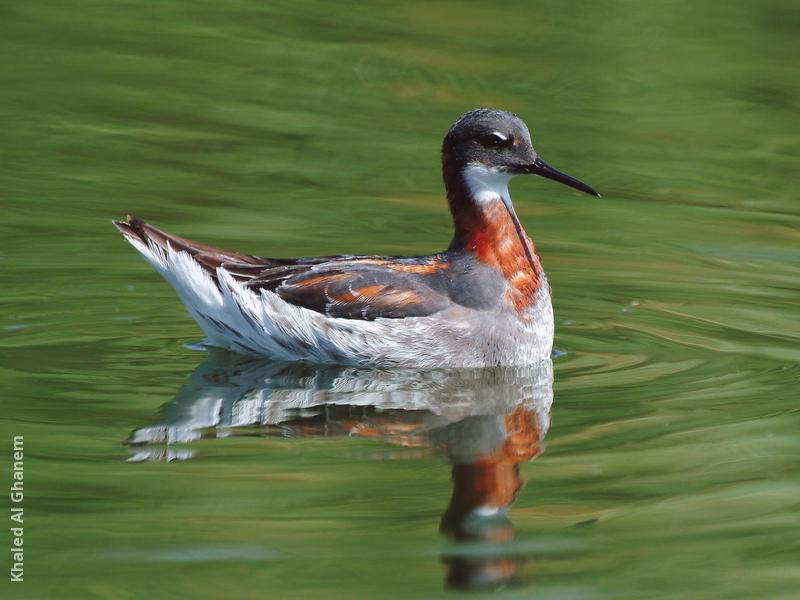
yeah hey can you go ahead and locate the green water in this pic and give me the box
[2,1,799,598]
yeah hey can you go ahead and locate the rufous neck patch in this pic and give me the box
[454,202,543,312]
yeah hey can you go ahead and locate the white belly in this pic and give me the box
[131,238,554,368]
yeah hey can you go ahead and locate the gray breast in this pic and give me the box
[438,250,507,311]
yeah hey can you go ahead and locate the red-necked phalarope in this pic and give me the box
[114,109,599,367]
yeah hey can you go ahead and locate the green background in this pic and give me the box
[1,1,798,598]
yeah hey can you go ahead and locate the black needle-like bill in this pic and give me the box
[523,157,600,197]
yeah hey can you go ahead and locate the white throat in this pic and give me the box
[462,163,514,207]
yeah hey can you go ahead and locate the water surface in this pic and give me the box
[1,1,799,598]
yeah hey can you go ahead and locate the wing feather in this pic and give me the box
[114,216,453,321]
[262,261,452,320]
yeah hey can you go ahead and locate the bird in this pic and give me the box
[114,108,599,368]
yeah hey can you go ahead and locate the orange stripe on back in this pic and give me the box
[293,273,351,288]
[388,261,451,275]
[353,284,385,298]
[376,290,423,306]
[330,284,386,303]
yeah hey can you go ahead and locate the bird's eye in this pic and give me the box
[478,132,509,148]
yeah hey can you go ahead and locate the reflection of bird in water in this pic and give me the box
[126,350,553,590]
[436,406,547,589]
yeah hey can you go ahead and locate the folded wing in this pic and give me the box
[114,216,453,321]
